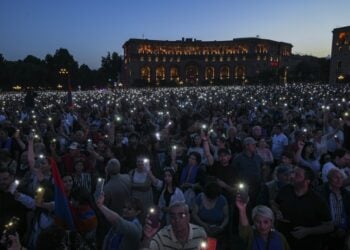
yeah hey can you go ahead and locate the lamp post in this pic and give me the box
[59,68,69,90]
[59,68,73,108]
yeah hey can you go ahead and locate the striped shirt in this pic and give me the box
[329,192,347,228]
[149,223,206,250]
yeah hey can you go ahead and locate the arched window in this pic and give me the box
[235,66,245,79]
[185,64,199,83]
[205,67,215,80]
[140,66,151,82]
[170,66,179,81]
[220,65,230,80]
[156,66,165,81]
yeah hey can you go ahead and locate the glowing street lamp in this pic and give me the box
[59,68,69,76]
[12,85,22,91]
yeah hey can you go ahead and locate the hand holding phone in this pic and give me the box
[94,178,105,200]
[237,183,249,204]
[35,187,45,204]
[148,207,160,228]
[143,158,150,172]
[8,180,20,194]
[3,217,20,247]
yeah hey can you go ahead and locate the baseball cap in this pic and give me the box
[243,137,257,145]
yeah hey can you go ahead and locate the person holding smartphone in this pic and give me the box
[96,193,143,250]
[235,193,290,250]
[129,156,161,213]
[141,201,207,250]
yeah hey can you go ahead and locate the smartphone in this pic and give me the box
[237,183,249,203]
[143,158,150,171]
[8,180,20,194]
[201,124,208,136]
[4,217,20,247]
[35,187,45,204]
[148,207,160,228]
[94,178,105,199]
[200,240,208,250]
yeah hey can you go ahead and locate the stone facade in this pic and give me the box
[330,26,350,83]
[122,37,293,85]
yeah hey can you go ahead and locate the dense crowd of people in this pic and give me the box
[0,83,350,250]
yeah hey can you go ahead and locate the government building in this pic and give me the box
[121,37,293,86]
[329,26,350,83]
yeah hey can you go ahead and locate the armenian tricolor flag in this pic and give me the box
[50,158,75,230]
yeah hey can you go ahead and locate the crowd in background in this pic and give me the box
[0,83,350,250]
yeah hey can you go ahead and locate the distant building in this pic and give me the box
[330,26,350,83]
[122,37,292,86]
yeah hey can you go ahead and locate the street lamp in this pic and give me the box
[58,68,73,107]
[59,68,69,76]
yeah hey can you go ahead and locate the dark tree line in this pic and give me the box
[0,49,330,90]
[0,48,122,91]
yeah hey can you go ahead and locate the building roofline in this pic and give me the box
[123,37,293,48]
[332,26,350,32]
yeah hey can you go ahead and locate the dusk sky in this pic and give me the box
[1,0,349,69]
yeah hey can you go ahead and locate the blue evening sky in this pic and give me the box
[0,0,349,69]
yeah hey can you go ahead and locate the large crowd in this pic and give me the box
[0,83,350,250]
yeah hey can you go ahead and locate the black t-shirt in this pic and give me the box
[275,185,331,250]
[207,161,236,201]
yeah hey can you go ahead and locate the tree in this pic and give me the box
[46,48,79,87]
[77,64,99,89]
[99,52,122,84]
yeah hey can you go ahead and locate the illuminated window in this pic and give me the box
[220,57,223,62]
[243,56,246,61]
[170,57,174,62]
[140,57,144,62]
[227,57,231,61]
[156,66,165,81]
[205,67,215,80]
[212,57,216,62]
[235,66,245,80]
[170,67,179,81]
[257,56,260,61]
[148,57,152,62]
[155,57,159,62]
[205,57,208,62]
[338,32,347,45]
[162,57,166,62]
[140,66,151,82]
[177,57,180,62]
[220,66,230,80]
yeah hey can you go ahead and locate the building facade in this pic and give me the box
[330,26,350,83]
[122,37,293,86]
